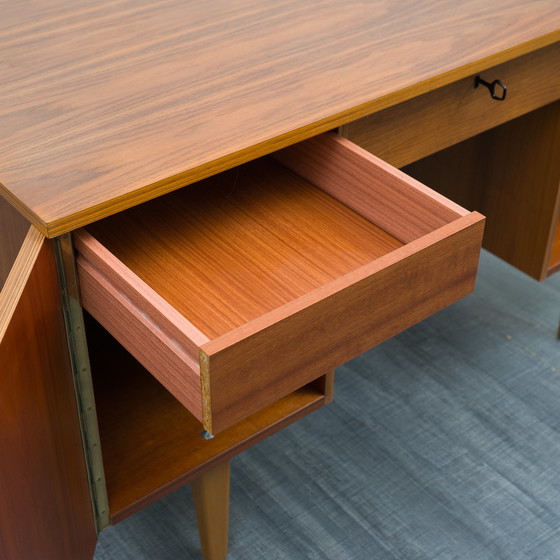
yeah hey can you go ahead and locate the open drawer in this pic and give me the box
[74,133,484,434]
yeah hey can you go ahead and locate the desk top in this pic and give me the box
[1,0,559,237]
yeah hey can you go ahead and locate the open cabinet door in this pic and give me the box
[0,202,97,560]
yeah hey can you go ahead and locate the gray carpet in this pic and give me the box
[94,250,560,559]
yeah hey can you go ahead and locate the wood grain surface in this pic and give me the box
[342,43,560,168]
[0,0,558,236]
[0,233,96,560]
[478,103,560,280]
[87,316,328,524]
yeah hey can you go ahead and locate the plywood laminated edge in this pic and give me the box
[0,226,44,341]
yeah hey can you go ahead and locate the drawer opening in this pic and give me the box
[75,133,484,433]
[85,313,329,524]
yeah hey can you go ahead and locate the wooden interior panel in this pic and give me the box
[84,157,403,339]
[275,133,465,243]
[0,197,29,291]
[405,102,560,280]
[478,102,560,280]
[0,232,96,560]
[86,315,328,524]
[315,370,335,404]
[342,43,560,168]
[402,137,484,213]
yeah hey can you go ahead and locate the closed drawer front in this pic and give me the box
[74,133,484,434]
[342,42,560,168]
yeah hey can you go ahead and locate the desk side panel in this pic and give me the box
[405,101,560,280]
[0,234,96,560]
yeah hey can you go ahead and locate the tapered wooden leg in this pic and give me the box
[192,461,231,560]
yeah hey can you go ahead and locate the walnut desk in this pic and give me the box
[0,2,558,559]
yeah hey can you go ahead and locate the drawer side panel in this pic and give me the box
[77,258,203,421]
[275,133,465,243]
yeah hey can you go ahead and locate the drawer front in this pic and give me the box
[200,212,483,434]
[76,134,484,434]
[341,43,560,168]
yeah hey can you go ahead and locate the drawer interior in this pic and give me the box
[86,314,330,524]
[84,157,403,339]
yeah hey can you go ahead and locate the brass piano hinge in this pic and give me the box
[54,233,110,533]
